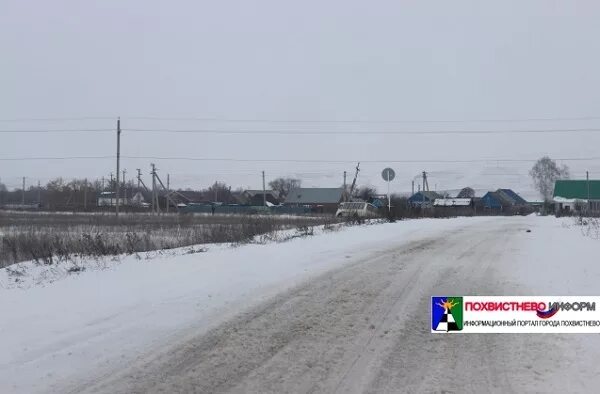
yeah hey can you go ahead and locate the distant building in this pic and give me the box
[284,187,346,213]
[433,198,472,207]
[408,191,444,208]
[97,191,130,207]
[553,180,600,215]
[481,189,527,211]
[240,190,280,206]
[130,191,149,207]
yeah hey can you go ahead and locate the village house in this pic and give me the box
[407,191,444,208]
[283,187,346,213]
[97,191,130,207]
[481,189,527,212]
[239,190,280,206]
[553,179,600,215]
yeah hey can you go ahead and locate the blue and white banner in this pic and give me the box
[431,296,600,333]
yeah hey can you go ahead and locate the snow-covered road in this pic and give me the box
[2,216,600,393]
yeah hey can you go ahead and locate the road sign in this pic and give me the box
[382,168,395,181]
[381,167,395,213]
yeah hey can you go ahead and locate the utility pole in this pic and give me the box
[214,181,218,203]
[151,163,158,214]
[262,171,266,207]
[84,178,87,210]
[343,171,347,201]
[136,169,150,194]
[37,180,41,205]
[154,171,178,212]
[412,180,415,195]
[110,173,114,206]
[22,177,25,205]
[587,171,590,214]
[348,162,361,198]
[116,118,121,217]
[122,169,127,203]
[166,173,170,213]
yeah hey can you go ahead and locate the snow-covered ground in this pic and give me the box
[1,216,600,393]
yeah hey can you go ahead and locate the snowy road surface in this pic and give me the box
[2,216,600,393]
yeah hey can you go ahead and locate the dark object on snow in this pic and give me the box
[526,229,531,233]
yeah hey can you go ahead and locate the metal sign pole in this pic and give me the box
[387,172,391,213]
[381,167,395,214]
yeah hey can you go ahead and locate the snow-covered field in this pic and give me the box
[1,216,600,393]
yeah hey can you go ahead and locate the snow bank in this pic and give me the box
[0,217,492,393]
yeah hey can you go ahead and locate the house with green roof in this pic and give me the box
[553,180,600,215]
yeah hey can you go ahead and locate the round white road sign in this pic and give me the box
[381,167,395,181]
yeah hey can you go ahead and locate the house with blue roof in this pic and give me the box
[481,189,527,211]
[408,191,443,208]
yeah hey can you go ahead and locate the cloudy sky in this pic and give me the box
[2,0,600,198]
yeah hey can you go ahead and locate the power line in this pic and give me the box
[0,117,116,122]
[123,115,600,124]
[5,127,600,135]
[124,155,600,164]
[121,127,600,135]
[0,156,114,161]
[0,129,113,133]
[2,155,600,164]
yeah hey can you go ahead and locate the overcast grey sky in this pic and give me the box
[2,0,600,197]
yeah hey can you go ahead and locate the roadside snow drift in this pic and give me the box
[1,216,600,393]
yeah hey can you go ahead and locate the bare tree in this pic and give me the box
[207,182,233,203]
[457,187,475,198]
[530,156,570,202]
[353,185,377,201]
[268,177,301,198]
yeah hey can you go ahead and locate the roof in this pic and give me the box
[497,189,527,204]
[284,188,345,204]
[433,198,471,207]
[553,180,600,200]
[243,189,280,198]
[483,191,514,206]
[408,191,443,201]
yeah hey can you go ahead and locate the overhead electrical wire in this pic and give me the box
[1,155,600,164]
[122,127,600,135]
[122,115,600,124]
[3,127,600,135]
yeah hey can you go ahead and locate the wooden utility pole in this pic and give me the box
[116,118,121,217]
[262,171,266,207]
[343,171,347,201]
[122,169,127,203]
[84,178,87,210]
[587,171,590,213]
[151,163,158,214]
[166,173,170,213]
[137,169,141,190]
[412,180,415,195]
[348,162,360,197]
[22,177,25,205]
[37,180,41,205]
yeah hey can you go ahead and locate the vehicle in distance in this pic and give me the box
[335,202,380,218]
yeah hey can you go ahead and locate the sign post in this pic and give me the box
[381,167,395,213]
